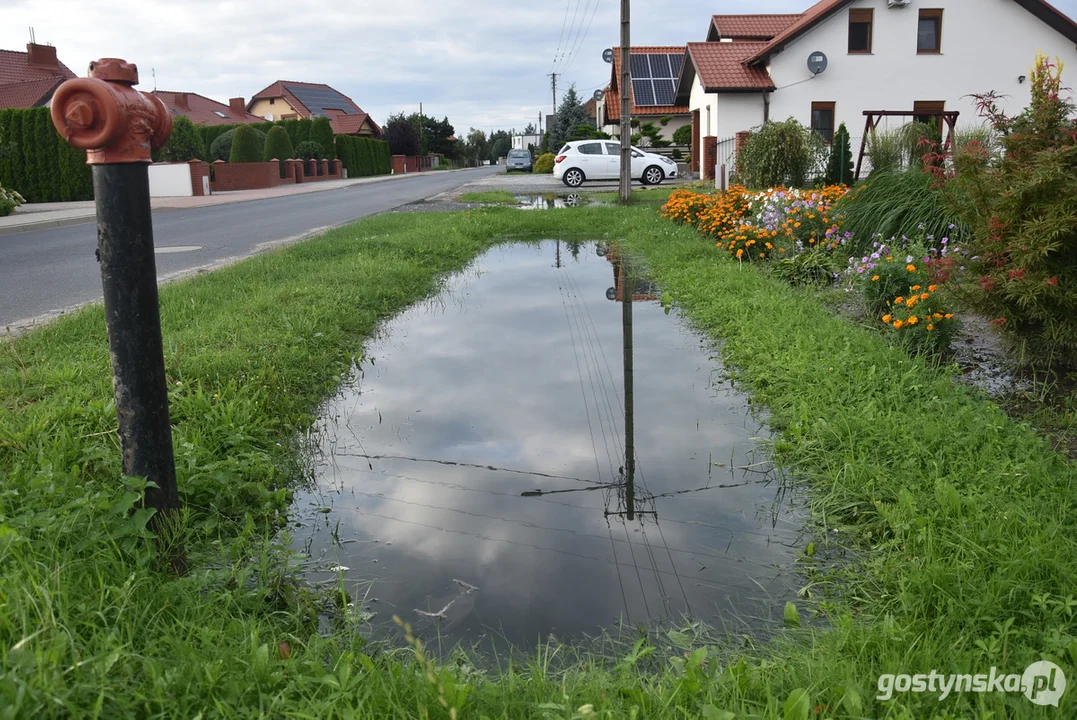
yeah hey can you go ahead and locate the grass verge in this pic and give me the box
[457,190,518,204]
[1,204,1075,717]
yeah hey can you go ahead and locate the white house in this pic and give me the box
[675,0,1077,177]
[511,133,543,151]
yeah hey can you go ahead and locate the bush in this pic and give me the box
[211,126,266,162]
[228,125,264,163]
[294,140,324,161]
[733,118,825,189]
[824,122,854,185]
[263,126,294,177]
[672,124,691,146]
[943,53,1077,369]
[0,107,93,202]
[311,117,335,159]
[834,168,968,256]
[533,152,556,174]
[155,116,205,162]
[0,181,24,216]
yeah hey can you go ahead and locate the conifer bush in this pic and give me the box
[228,125,265,163]
[263,126,295,176]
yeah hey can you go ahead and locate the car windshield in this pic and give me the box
[508,150,530,158]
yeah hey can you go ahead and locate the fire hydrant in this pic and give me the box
[50,59,183,560]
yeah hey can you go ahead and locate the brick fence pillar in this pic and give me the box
[691,110,700,174]
[188,159,210,196]
[702,136,717,181]
[735,131,751,159]
[334,159,344,177]
[320,159,330,176]
[284,158,296,183]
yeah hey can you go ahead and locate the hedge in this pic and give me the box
[334,135,391,177]
[0,108,93,202]
[229,125,264,163]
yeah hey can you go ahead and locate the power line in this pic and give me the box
[561,0,604,74]
[550,0,573,73]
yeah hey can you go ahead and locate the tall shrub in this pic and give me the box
[0,108,93,202]
[311,117,335,158]
[229,125,264,163]
[943,53,1077,369]
[156,116,206,162]
[263,125,294,177]
[734,118,825,188]
[824,122,854,185]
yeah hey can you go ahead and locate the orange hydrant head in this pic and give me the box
[50,57,172,164]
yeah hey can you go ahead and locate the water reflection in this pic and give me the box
[516,194,583,209]
[292,241,804,651]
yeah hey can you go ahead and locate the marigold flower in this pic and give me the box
[872,275,880,282]
[736,249,744,258]
[893,320,905,329]
[911,285,922,291]
[895,296,905,304]
[927,323,935,331]
[944,313,954,319]
[907,264,917,272]
[920,293,929,300]
[906,297,917,307]
[908,316,919,325]
[882,314,893,323]
[928,284,938,292]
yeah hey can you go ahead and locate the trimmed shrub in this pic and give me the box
[0,107,93,202]
[311,117,335,159]
[228,125,264,163]
[211,126,267,162]
[294,140,323,161]
[534,152,556,174]
[263,126,294,176]
[155,116,205,162]
[672,124,691,146]
[824,122,854,186]
[333,135,391,177]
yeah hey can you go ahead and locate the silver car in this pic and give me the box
[506,148,533,172]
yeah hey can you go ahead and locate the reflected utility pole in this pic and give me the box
[622,260,635,520]
[619,0,632,202]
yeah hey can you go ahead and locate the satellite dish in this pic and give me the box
[807,51,828,75]
[602,48,615,64]
[593,89,604,102]
[606,287,617,301]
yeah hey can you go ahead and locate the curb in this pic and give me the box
[0,215,97,237]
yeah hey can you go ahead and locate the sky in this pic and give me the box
[4,0,1077,136]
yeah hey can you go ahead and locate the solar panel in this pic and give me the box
[631,79,655,106]
[649,54,672,78]
[652,79,676,106]
[284,84,358,116]
[668,53,684,77]
[630,54,652,78]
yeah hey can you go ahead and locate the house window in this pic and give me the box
[917,9,943,53]
[811,102,835,143]
[913,101,945,134]
[848,9,873,54]
[269,98,275,104]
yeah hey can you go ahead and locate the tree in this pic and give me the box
[549,85,589,151]
[384,112,421,156]
[210,126,267,162]
[523,122,536,135]
[228,124,264,163]
[488,129,511,163]
[264,125,295,177]
[294,140,324,161]
[461,128,488,167]
[672,124,691,146]
[632,122,671,148]
[311,117,335,159]
[154,116,205,162]
[824,122,854,185]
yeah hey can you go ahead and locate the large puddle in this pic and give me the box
[292,240,806,651]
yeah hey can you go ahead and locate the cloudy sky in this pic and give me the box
[5,0,1077,135]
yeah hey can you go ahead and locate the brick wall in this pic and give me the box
[209,161,283,192]
[702,136,717,181]
[188,160,210,196]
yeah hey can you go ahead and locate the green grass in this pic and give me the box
[457,190,518,204]
[2,204,1076,717]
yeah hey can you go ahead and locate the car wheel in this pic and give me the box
[563,168,585,188]
[643,165,664,186]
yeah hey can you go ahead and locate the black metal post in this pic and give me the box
[93,163,180,517]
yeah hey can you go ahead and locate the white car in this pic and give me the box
[553,140,678,188]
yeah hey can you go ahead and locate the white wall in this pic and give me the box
[512,134,542,150]
[766,0,1077,135]
[717,93,766,139]
[148,163,193,198]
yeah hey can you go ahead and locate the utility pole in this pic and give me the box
[549,72,559,120]
[621,257,635,520]
[419,102,424,151]
[619,0,632,202]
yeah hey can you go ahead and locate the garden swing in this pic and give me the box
[854,109,960,181]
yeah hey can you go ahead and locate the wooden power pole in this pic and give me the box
[622,259,635,519]
[619,0,632,202]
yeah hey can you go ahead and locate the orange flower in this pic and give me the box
[895,296,905,304]
[908,316,919,325]
[927,323,935,331]
[911,285,922,291]
[882,314,893,323]
[928,284,938,292]
[893,320,905,329]
[906,264,917,273]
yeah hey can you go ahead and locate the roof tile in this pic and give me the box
[684,42,775,92]
[710,14,802,40]
[153,91,265,126]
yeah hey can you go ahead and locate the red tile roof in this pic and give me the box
[684,42,774,92]
[606,46,690,122]
[708,14,802,41]
[249,80,381,134]
[0,45,77,109]
[744,0,1077,64]
[152,91,265,126]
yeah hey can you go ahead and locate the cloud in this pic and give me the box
[6,0,1077,133]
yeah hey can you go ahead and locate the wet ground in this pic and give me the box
[292,240,805,652]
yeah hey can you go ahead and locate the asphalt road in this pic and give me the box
[1,166,500,329]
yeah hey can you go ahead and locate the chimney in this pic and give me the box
[175,92,189,110]
[229,97,246,117]
[26,43,58,69]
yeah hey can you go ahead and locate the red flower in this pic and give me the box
[979,276,997,292]
[991,317,1008,327]
[1047,276,1060,286]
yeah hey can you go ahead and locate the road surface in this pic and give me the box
[1,166,500,329]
